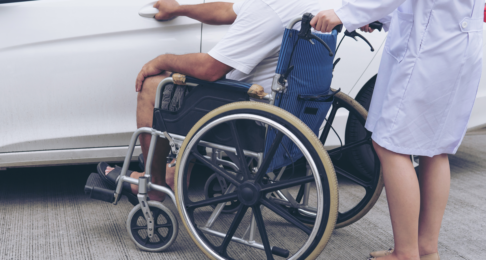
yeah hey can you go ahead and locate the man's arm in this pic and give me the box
[154,0,237,25]
[136,53,232,92]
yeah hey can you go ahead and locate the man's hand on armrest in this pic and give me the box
[136,53,232,92]
[154,0,237,25]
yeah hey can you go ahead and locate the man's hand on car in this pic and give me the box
[136,56,165,92]
[153,0,180,21]
[310,9,342,33]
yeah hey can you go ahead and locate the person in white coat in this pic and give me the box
[311,0,483,259]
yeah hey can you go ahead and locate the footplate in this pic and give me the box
[85,173,115,203]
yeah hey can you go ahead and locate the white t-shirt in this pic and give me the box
[208,0,322,93]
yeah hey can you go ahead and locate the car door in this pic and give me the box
[0,0,202,167]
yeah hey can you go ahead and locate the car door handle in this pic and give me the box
[139,1,177,21]
[139,1,159,18]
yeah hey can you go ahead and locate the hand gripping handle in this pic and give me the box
[299,13,335,56]
[369,21,383,31]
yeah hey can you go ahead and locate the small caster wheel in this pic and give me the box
[126,201,178,252]
[204,173,240,213]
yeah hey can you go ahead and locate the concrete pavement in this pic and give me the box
[1,129,485,260]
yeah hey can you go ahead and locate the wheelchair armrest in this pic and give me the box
[297,88,340,102]
[172,73,269,100]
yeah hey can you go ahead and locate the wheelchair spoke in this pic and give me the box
[186,193,239,210]
[218,205,249,256]
[253,205,274,260]
[155,224,172,228]
[261,198,312,235]
[334,165,371,189]
[143,236,150,246]
[327,138,370,157]
[192,151,241,187]
[229,121,251,180]
[295,184,305,203]
[157,229,167,241]
[131,225,148,230]
[261,175,315,193]
[320,104,339,145]
[255,131,284,182]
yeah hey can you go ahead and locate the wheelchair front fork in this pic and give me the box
[113,127,176,206]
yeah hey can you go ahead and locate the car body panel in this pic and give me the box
[0,0,203,158]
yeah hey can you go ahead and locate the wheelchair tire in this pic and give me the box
[345,77,375,179]
[174,102,338,260]
[323,90,384,228]
[126,201,178,252]
[278,89,384,229]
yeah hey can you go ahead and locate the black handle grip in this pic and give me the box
[305,13,343,33]
[333,24,343,33]
[369,21,383,31]
[299,13,334,56]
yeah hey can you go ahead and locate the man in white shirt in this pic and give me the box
[101,0,321,201]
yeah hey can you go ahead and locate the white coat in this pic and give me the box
[335,0,484,157]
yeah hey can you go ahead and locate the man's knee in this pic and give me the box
[137,73,171,106]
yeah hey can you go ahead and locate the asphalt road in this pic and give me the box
[0,128,485,260]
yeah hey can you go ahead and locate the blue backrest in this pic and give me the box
[265,27,338,172]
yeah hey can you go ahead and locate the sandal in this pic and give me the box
[96,162,139,206]
[368,250,439,260]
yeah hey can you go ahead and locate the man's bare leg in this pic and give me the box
[166,159,193,190]
[417,154,450,256]
[372,141,421,260]
[106,73,171,201]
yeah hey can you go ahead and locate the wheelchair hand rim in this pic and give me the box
[177,113,325,260]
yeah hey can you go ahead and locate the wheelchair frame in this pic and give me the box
[88,15,385,259]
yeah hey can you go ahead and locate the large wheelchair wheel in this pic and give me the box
[174,102,338,260]
[274,90,383,229]
[322,90,383,228]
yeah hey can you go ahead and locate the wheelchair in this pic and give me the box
[85,13,384,259]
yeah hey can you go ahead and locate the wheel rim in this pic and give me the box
[130,205,174,249]
[177,113,330,260]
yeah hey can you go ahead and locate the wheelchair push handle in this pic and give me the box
[303,13,344,32]
[297,13,336,57]
[368,21,383,31]
[341,21,383,52]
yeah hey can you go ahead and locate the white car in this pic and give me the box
[1,0,486,169]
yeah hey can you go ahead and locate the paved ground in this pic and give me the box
[1,129,485,260]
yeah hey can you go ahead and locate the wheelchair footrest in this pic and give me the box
[84,173,115,203]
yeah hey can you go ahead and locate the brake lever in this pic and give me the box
[344,30,375,52]
[333,58,341,71]
[298,13,334,56]
[308,34,334,56]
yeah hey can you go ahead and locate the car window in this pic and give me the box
[0,0,35,4]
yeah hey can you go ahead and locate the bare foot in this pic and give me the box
[165,159,192,191]
[165,162,175,191]
[105,166,166,202]
[372,253,420,260]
